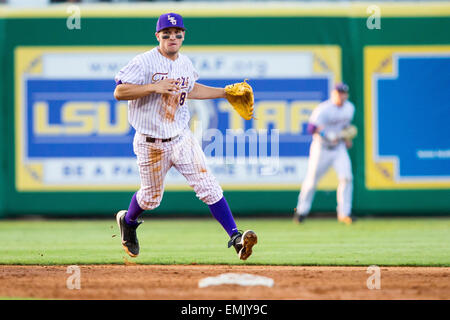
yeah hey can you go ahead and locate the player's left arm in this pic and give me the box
[344,102,356,149]
[345,103,358,149]
[344,137,353,149]
[187,83,226,100]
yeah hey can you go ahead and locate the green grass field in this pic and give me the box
[0,217,449,266]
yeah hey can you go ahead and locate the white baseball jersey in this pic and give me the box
[115,47,223,210]
[114,47,199,139]
[309,99,355,148]
[296,99,355,217]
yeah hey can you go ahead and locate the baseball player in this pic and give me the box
[113,13,257,260]
[293,83,356,224]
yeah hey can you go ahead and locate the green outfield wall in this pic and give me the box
[0,3,449,218]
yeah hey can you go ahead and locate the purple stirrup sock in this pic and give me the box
[208,197,238,237]
[125,192,144,226]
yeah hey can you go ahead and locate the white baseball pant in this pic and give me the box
[297,140,353,217]
[133,129,224,210]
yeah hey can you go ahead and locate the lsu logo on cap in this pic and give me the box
[156,13,185,32]
[168,15,177,25]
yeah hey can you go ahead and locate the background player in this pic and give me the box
[293,83,356,224]
[113,12,257,259]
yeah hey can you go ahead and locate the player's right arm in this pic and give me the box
[307,104,325,134]
[307,103,338,143]
[114,79,180,101]
[114,57,180,101]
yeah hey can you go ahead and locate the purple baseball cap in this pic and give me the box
[156,13,185,32]
[334,82,349,93]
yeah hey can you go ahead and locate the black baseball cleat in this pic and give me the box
[293,214,306,224]
[292,208,306,224]
[228,230,258,260]
[116,210,142,257]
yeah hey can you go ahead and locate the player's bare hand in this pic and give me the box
[345,139,353,149]
[152,79,180,94]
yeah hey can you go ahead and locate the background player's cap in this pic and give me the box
[334,83,349,93]
[156,13,185,32]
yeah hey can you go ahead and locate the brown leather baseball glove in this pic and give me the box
[224,79,255,120]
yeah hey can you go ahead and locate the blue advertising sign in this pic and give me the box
[15,46,341,191]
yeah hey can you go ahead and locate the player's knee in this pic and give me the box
[188,173,223,205]
[340,176,353,183]
[200,192,224,206]
[137,189,163,210]
[338,177,353,188]
[196,184,223,206]
[301,178,318,191]
[139,199,161,211]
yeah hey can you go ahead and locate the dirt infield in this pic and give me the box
[0,265,449,300]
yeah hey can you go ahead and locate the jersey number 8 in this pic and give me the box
[179,92,186,106]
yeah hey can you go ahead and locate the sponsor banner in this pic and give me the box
[364,46,450,189]
[41,158,309,188]
[15,46,341,191]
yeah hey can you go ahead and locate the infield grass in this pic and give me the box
[0,217,449,266]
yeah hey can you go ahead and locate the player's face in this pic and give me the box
[156,27,185,57]
[331,90,349,106]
